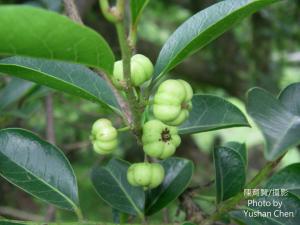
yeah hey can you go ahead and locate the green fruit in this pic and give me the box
[112,54,154,88]
[127,162,165,189]
[153,79,193,126]
[142,120,181,159]
[91,118,118,154]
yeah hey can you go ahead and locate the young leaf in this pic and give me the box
[0,6,114,74]
[0,57,120,112]
[178,95,249,134]
[91,158,145,218]
[0,128,79,211]
[265,163,300,197]
[279,82,300,115]
[153,0,280,81]
[146,157,194,216]
[0,77,36,110]
[214,144,247,203]
[224,142,248,167]
[247,87,300,161]
[130,0,149,28]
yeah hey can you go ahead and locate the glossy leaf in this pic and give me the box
[247,87,300,161]
[265,163,300,197]
[214,144,247,203]
[130,0,149,28]
[153,0,279,81]
[230,193,300,225]
[224,142,247,167]
[146,157,194,215]
[279,82,300,115]
[91,158,145,218]
[178,95,249,134]
[0,6,114,74]
[0,57,120,111]
[0,77,36,110]
[0,128,79,211]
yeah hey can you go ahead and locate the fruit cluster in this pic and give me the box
[91,54,193,189]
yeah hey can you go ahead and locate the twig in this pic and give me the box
[114,0,143,138]
[95,69,133,127]
[44,94,56,221]
[200,155,284,225]
[0,206,43,221]
[63,0,83,24]
[63,0,135,130]
[163,208,170,224]
[63,141,90,152]
[45,94,55,144]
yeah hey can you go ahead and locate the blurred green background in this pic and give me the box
[0,0,299,224]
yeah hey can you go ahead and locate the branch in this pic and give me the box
[62,141,90,153]
[94,69,133,127]
[45,94,56,221]
[200,155,284,225]
[0,206,43,221]
[45,94,55,144]
[63,0,83,24]
[63,0,135,128]
[114,0,143,138]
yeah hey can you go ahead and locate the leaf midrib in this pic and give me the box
[105,167,144,218]
[156,0,264,79]
[269,115,300,158]
[0,151,77,211]
[0,63,120,113]
[146,162,192,213]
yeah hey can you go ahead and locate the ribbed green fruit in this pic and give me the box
[91,118,118,154]
[127,162,165,189]
[112,54,154,88]
[153,79,193,126]
[142,120,181,159]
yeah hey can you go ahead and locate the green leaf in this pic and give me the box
[279,82,300,115]
[224,142,248,167]
[265,163,300,197]
[0,6,114,74]
[247,87,300,161]
[153,0,279,81]
[214,144,247,203]
[0,128,79,211]
[146,157,194,216]
[0,57,120,112]
[91,158,145,218]
[0,77,36,110]
[178,95,249,134]
[230,193,300,225]
[130,0,149,28]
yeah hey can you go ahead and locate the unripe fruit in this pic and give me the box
[112,54,154,88]
[153,79,193,126]
[91,119,118,154]
[127,162,164,189]
[142,120,181,159]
